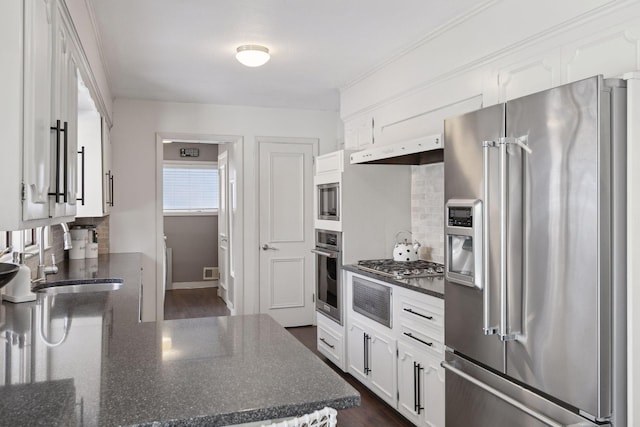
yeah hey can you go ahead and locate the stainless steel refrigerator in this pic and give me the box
[442,76,627,426]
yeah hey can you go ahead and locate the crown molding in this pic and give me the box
[341,0,636,121]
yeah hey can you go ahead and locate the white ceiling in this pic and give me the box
[90,0,480,111]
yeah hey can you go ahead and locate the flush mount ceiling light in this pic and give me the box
[236,45,270,67]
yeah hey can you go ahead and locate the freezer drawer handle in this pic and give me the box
[441,361,563,427]
[403,332,433,347]
[403,307,433,320]
[319,337,335,349]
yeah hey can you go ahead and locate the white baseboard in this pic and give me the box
[168,281,218,290]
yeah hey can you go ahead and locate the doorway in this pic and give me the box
[155,132,242,321]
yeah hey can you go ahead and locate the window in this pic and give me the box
[1,228,40,256]
[163,161,219,215]
[23,229,36,247]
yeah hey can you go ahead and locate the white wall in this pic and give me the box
[109,99,339,321]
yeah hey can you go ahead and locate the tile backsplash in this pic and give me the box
[71,216,110,255]
[411,163,444,263]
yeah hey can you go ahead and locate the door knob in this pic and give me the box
[262,244,278,251]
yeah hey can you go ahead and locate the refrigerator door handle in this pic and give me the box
[498,138,513,341]
[482,140,498,335]
[441,361,564,427]
[498,136,531,342]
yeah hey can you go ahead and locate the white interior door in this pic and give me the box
[218,150,229,304]
[259,140,315,327]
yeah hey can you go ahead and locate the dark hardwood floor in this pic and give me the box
[164,291,413,426]
[163,287,230,320]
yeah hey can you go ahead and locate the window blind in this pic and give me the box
[163,161,219,213]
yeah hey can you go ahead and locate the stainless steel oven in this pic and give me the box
[312,229,342,324]
[317,183,340,221]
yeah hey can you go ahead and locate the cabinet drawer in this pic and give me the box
[397,295,443,337]
[398,323,444,358]
[317,325,343,367]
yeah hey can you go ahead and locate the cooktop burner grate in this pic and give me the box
[356,259,444,279]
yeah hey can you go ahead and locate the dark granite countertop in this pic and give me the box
[342,264,444,299]
[0,253,359,426]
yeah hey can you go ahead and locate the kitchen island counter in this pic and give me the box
[0,253,359,426]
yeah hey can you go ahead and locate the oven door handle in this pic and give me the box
[311,249,338,258]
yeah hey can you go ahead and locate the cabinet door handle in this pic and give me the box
[403,308,433,320]
[413,361,419,412]
[416,363,424,414]
[49,120,62,202]
[363,333,371,375]
[366,334,372,374]
[109,172,114,206]
[363,333,367,374]
[77,146,85,205]
[105,172,111,206]
[319,337,335,349]
[403,332,433,347]
[62,121,68,203]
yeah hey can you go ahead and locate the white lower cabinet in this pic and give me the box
[347,319,397,406]
[316,312,345,371]
[345,272,445,426]
[397,341,445,427]
[421,351,445,427]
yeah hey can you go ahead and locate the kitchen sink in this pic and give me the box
[34,278,123,294]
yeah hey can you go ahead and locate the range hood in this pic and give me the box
[349,134,443,165]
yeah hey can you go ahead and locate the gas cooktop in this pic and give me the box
[356,259,445,280]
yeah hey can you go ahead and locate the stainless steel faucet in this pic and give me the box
[35,223,73,283]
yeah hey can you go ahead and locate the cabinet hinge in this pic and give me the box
[396,348,399,357]
[21,182,25,201]
[397,390,400,401]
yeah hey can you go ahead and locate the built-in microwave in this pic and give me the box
[317,183,340,221]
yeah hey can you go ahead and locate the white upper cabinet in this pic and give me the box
[0,0,79,230]
[49,0,78,219]
[76,83,111,218]
[102,119,113,214]
[22,0,54,223]
[344,115,375,150]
